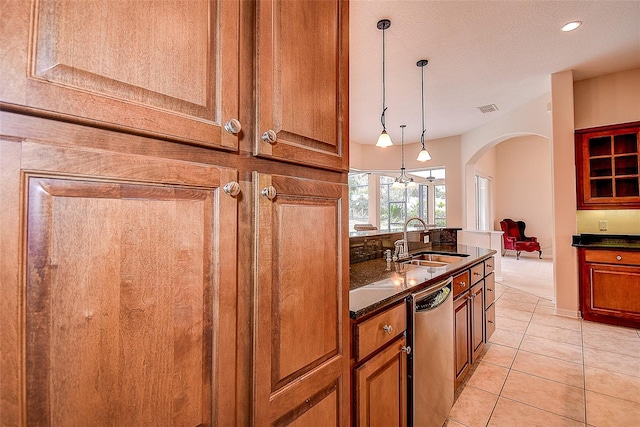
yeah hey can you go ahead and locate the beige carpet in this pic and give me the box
[497,254,554,301]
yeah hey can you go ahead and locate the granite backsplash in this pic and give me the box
[349,228,461,264]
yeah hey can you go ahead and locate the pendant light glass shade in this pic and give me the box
[417,147,431,161]
[392,125,417,188]
[416,59,431,161]
[375,19,393,147]
[376,130,393,147]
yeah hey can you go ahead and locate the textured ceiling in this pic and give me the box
[349,0,640,145]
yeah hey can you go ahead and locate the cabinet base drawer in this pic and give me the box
[354,303,407,362]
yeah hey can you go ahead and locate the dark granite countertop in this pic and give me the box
[571,234,640,249]
[349,244,496,320]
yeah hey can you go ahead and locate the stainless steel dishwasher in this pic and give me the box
[407,276,454,427]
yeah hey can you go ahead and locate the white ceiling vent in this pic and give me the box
[477,104,499,113]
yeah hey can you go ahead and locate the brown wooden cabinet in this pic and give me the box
[354,336,408,427]
[0,0,241,151]
[575,122,640,209]
[470,282,485,362]
[453,257,494,388]
[1,138,239,425]
[577,248,640,329]
[453,291,471,389]
[256,0,349,171]
[1,0,351,425]
[485,271,496,341]
[253,173,349,426]
[352,302,408,427]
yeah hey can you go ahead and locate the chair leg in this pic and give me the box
[538,250,542,259]
[516,251,520,260]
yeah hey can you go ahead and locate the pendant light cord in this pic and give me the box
[401,124,405,168]
[381,26,387,130]
[420,64,426,146]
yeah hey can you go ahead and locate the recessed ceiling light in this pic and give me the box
[562,21,582,32]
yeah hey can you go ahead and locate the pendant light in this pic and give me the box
[375,19,393,147]
[416,59,432,161]
[392,125,417,188]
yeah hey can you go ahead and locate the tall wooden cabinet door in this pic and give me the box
[355,337,408,427]
[0,0,240,150]
[253,173,349,426]
[256,0,349,171]
[4,142,239,426]
[470,283,485,362]
[454,294,470,388]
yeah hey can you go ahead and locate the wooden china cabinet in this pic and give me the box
[575,122,640,209]
[574,122,640,329]
[0,0,349,426]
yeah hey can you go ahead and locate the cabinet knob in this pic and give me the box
[224,118,242,135]
[487,264,493,268]
[382,324,393,334]
[401,345,412,355]
[222,181,241,197]
[487,288,493,292]
[262,129,277,144]
[473,272,481,276]
[460,281,466,288]
[487,320,495,324]
[261,186,277,201]
[616,255,622,261]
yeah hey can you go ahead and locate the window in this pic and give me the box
[475,175,491,230]
[348,169,446,232]
[349,172,369,231]
[434,185,446,227]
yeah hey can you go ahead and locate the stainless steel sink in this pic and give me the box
[402,252,468,268]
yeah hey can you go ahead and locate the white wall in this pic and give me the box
[461,93,552,229]
[494,135,553,257]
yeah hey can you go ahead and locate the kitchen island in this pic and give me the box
[350,243,496,319]
[349,241,496,427]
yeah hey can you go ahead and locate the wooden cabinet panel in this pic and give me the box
[256,0,349,171]
[470,282,485,362]
[485,272,495,309]
[485,303,496,341]
[355,337,407,427]
[453,270,470,298]
[578,248,640,329]
[1,0,240,150]
[470,262,484,285]
[354,303,406,362]
[575,122,640,209]
[253,173,349,425]
[485,257,495,275]
[453,293,470,388]
[585,249,640,265]
[3,143,239,426]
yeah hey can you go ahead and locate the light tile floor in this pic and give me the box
[445,283,640,427]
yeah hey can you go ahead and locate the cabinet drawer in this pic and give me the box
[355,303,407,362]
[453,270,471,298]
[485,303,496,341]
[471,262,484,285]
[484,257,495,274]
[485,272,495,309]
[585,249,640,266]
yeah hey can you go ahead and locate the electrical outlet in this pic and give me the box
[599,220,608,231]
[423,234,430,244]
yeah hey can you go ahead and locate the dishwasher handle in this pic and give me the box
[414,278,453,312]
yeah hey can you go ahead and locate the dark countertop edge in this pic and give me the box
[571,233,640,249]
[349,246,496,321]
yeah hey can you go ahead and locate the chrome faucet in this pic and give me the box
[399,217,429,259]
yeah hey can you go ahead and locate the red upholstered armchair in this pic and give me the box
[500,218,542,260]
